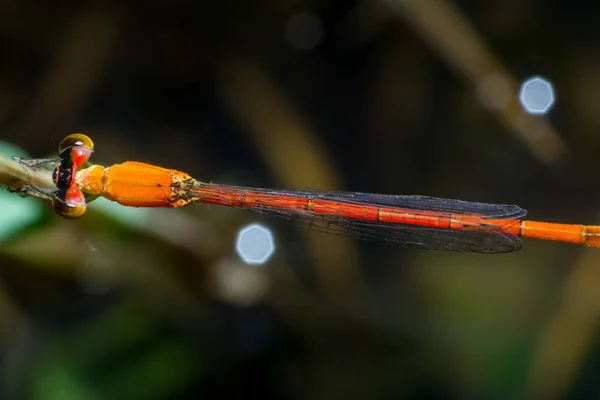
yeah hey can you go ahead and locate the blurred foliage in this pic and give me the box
[0,0,600,399]
[0,141,44,242]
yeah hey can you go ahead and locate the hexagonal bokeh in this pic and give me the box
[518,76,555,115]
[235,223,276,265]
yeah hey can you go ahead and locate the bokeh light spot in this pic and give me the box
[235,223,275,265]
[214,258,270,306]
[285,12,324,51]
[519,76,555,115]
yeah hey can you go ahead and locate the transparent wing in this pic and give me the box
[198,185,525,253]
[251,207,522,253]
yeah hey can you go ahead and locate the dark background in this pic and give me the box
[0,0,599,399]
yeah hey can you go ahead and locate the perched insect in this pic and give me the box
[10,133,600,253]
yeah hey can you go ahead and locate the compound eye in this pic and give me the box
[52,185,87,219]
[58,133,94,154]
[52,196,87,219]
[68,146,93,168]
[58,134,94,167]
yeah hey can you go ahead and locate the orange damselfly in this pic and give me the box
[11,133,600,254]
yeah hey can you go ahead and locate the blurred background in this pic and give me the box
[0,0,599,398]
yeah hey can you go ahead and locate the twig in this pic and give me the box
[0,155,56,201]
